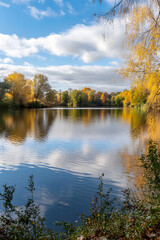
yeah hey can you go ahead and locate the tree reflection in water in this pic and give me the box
[0,109,57,143]
[0,108,160,188]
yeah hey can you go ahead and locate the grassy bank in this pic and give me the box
[0,141,159,239]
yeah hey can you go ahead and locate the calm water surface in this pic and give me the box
[0,108,159,228]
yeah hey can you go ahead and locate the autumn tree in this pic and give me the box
[88,89,96,104]
[100,92,108,105]
[96,0,160,109]
[5,72,25,104]
[120,5,160,109]
[5,72,34,106]
[82,88,97,106]
[33,74,51,104]
[117,90,132,107]
[22,79,34,105]
[131,85,149,107]
[57,90,62,105]
[82,87,92,94]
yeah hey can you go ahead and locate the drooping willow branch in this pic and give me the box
[94,0,160,21]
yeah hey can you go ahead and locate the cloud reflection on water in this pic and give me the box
[1,108,159,228]
[0,108,134,188]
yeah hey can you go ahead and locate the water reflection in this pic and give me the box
[0,108,147,143]
[0,109,56,143]
[0,166,121,229]
[0,108,160,228]
[0,108,160,180]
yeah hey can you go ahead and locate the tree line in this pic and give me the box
[0,72,122,108]
[114,88,149,108]
[0,71,157,109]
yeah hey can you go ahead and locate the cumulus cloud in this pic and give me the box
[0,63,130,92]
[0,1,10,7]
[28,6,57,19]
[0,21,125,62]
[0,58,13,64]
[0,33,38,57]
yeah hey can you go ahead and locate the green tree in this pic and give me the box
[45,89,57,106]
[82,92,88,106]
[94,91,102,106]
[0,81,10,103]
[61,90,70,106]
[88,90,96,105]
[57,90,62,105]
[70,90,82,107]
[115,94,124,107]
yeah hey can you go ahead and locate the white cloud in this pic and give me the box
[0,58,13,64]
[0,33,38,57]
[53,0,63,7]
[0,63,130,92]
[23,61,33,66]
[110,60,119,66]
[66,2,76,15]
[28,6,57,19]
[0,1,10,7]
[60,10,65,16]
[0,21,125,62]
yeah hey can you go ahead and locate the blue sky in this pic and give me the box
[0,0,130,92]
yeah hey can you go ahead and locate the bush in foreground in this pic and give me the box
[0,141,160,239]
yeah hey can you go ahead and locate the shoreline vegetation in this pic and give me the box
[0,141,159,240]
[0,72,149,110]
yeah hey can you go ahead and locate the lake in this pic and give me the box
[0,108,159,229]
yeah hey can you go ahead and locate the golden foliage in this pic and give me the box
[120,5,160,109]
[5,72,34,106]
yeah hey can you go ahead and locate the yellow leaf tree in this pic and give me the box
[5,72,34,106]
[97,0,160,109]
[120,5,160,109]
